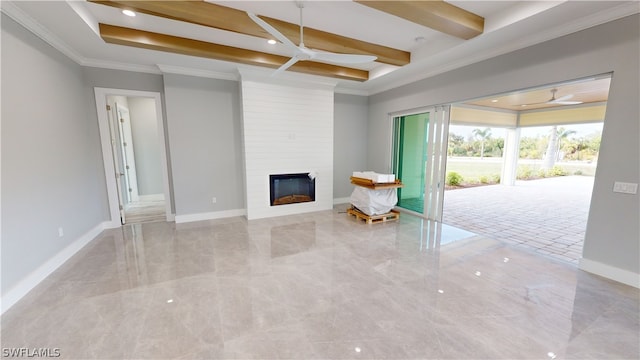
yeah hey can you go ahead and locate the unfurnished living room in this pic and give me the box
[1,1,639,359]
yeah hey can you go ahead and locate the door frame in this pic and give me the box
[94,87,174,227]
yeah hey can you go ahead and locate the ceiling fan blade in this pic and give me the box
[554,94,574,102]
[272,57,300,76]
[247,12,297,50]
[311,52,377,64]
[553,100,583,105]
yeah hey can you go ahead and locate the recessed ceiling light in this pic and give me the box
[491,99,498,103]
[122,9,136,17]
[267,39,277,45]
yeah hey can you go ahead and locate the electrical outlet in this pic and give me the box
[613,181,638,194]
[212,197,217,204]
[58,227,64,237]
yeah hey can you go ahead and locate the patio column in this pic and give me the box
[501,127,520,186]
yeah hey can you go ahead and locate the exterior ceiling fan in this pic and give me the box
[523,88,583,106]
[247,2,377,76]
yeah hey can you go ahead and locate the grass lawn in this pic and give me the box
[446,158,502,180]
[446,157,597,183]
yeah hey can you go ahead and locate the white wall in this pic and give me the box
[334,94,369,200]
[240,79,334,220]
[1,15,107,297]
[163,74,245,220]
[128,97,163,196]
[367,14,639,284]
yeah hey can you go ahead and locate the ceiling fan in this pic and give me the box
[522,88,583,106]
[247,2,377,76]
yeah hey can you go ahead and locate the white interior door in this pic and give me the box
[115,103,139,204]
[108,104,126,224]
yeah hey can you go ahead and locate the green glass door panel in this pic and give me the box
[393,113,429,214]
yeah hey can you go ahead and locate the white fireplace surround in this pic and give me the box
[240,74,335,220]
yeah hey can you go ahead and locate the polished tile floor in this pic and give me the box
[2,205,638,359]
[124,199,167,224]
[443,176,594,264]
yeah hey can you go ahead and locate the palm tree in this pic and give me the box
[542,126,576,169]
[556,127,577,160]
[472,127,492,159]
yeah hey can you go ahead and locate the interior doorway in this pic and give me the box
[95,88,173,226]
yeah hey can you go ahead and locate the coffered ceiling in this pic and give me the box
[2,1,638,95]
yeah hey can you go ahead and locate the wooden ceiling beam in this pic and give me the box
[89,0,410,66]
[354,0,484,40]
[98,23,369,82]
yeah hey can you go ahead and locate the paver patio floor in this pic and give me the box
[442,176,595,264]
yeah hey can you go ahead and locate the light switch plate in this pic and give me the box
[613,181,638,194]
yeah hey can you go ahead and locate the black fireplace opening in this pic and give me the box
[270,173,316,206]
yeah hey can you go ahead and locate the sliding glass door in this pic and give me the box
[393,113,429,213]
[392,106,450,220]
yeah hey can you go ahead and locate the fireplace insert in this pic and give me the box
[269,173,315,206]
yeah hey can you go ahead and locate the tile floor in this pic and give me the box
[443,176,594,264]
[1,205,638,359]
[124,199,167,224]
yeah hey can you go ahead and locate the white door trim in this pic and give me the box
[94,87,174,227]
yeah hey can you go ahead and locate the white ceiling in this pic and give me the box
[2,1,638,95]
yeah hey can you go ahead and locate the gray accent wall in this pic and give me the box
[367,14,639,276]
[1,15,107,294]
[163,74,244,215]
[334,94,369,199]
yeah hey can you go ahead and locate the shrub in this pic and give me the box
[517,165,534,180]
[491,174,501,183]
[446,172,463,186]
[549,165,568,176]
[537,168,548,178]
[574,170,583,175]
[479,175,489,184]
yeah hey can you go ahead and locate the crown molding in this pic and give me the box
[1,1,86,65]
[83,59,162,74]
[156,64,239,81]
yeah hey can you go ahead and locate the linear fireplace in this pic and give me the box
[269,173,316,206]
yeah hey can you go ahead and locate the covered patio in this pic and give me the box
[442,176,594,264]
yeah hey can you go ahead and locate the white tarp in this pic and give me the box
[350,186,398,216]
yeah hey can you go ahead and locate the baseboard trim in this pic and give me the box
[579,258,640,288]
[333,197,351,205]
[1,221,110,314]
[174,209,247,224]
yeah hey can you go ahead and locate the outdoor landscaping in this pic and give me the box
[445,125,601,188]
